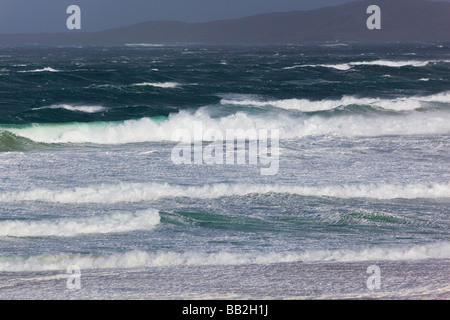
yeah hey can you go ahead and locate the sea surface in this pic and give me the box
[0,43,449,299]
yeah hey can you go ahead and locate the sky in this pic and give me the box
[0,0,448,33]
[0,0,357,33]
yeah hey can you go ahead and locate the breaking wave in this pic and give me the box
[0,242,448,271]
[131,82,180,88]
[284,59,450,71]
[0,182,448,204]
[0,209,160,237]
[125,43,164,47]
[1,106,449,145]
[221,91,450,112]
[19,67,60,73]
[0,131,47,152]
[32,104,107,114]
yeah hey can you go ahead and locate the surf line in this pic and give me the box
[170,121,279,176]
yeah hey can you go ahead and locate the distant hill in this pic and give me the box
[1,0,449,45]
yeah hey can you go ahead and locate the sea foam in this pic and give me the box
[2,106,450,145]
[33,104,107,114]
[19,67,60,73]
[0,182,448,204]
[0,209,160,237]
[132,82,180,88]
[0,242,448,272]
[283,59,450,71]
[221,91,450,112]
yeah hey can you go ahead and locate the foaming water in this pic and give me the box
[32,104,107,114]
[131,82,180,88]
[1,44,449,299]
[0,182,448,203]
[0,209,160,237]
[2,108,449,145]
[0,242,448,272]
[284,59,450,71]
[221,91,450,112]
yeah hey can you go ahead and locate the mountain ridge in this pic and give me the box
[1,0,449,45]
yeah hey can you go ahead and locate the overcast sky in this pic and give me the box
[0,0,448,33]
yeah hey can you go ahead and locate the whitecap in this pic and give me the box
[132,82,180,88]
[19,67,60,73]
[33,104,107,113]
[0,242,448,271]
[0,209,160,237]
[0,181,447,204]
[221,91,450,112]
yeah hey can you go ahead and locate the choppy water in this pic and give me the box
[0,43,449,299]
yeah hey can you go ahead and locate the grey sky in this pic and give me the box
[0,0,448,33]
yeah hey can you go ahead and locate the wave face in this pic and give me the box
[0,209,160,237]
[0,182,448,203]
[0,131,46,152]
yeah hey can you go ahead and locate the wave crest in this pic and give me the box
[19,67,60,73]
[2,106,449,145]
[0,182,448,204]
[284,59,450,71]
[0,209,160,237]
[32,104,107,114]
[132,82,180,88]
[221,91,450,112]
[1,242,448,271]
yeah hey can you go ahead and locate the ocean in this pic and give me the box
[0,43,449,300]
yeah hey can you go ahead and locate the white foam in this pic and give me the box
[0,182,448,204]
[125,43,164,47]
[350,60,432,68]
[33,104,107,113]
[1,242,448,272]
[222,97,344,112]
[3,103,450,145]
[298,242,450,263]
[221,91,450,112]
[132,82,180,88]
[0,209,160,237]
[283,64,351,71]
[311,63,352,71]
[284,60,450,71]
[19,67,60,73]
[322,43,349,47]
